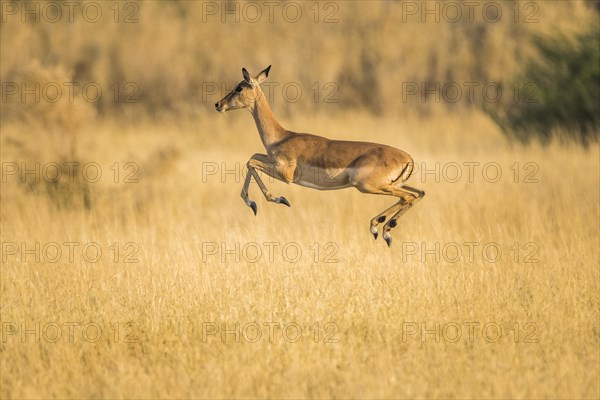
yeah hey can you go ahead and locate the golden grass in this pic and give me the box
[1,109,598,398]
[1,0,599,398]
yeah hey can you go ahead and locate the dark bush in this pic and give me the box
[488,25,599,145]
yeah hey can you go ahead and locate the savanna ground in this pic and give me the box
[1,1,599,398]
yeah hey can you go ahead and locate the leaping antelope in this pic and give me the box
[215,66,424,246]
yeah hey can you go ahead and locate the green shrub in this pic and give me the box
[488,25,600,145]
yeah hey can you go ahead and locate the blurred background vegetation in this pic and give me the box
[1,0,598,144]
[488,23,599,145]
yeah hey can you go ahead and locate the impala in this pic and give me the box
[214,66,424,246]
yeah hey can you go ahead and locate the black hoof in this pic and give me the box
[279,197,291,207]
[372,231,378,240]
[389,219,397,228]
[385,237,392,247]
[377,216,386,223]
[249,201,257,215]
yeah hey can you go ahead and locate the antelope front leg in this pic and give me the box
[241,171,258,214]
[240,153,292,215]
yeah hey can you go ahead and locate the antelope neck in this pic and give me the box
[250,87,288,150]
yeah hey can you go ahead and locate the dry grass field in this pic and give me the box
[1,1,599,399]
[2,111,599,398]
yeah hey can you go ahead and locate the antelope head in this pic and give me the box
[215,65,271,113]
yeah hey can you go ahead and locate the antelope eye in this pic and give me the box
[236,86,243,92]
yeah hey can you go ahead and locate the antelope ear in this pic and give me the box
[255,65,271,83]
[242,68,251,83]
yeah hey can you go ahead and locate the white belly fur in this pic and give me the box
[294,166,353,190]
[295,179,353,190]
